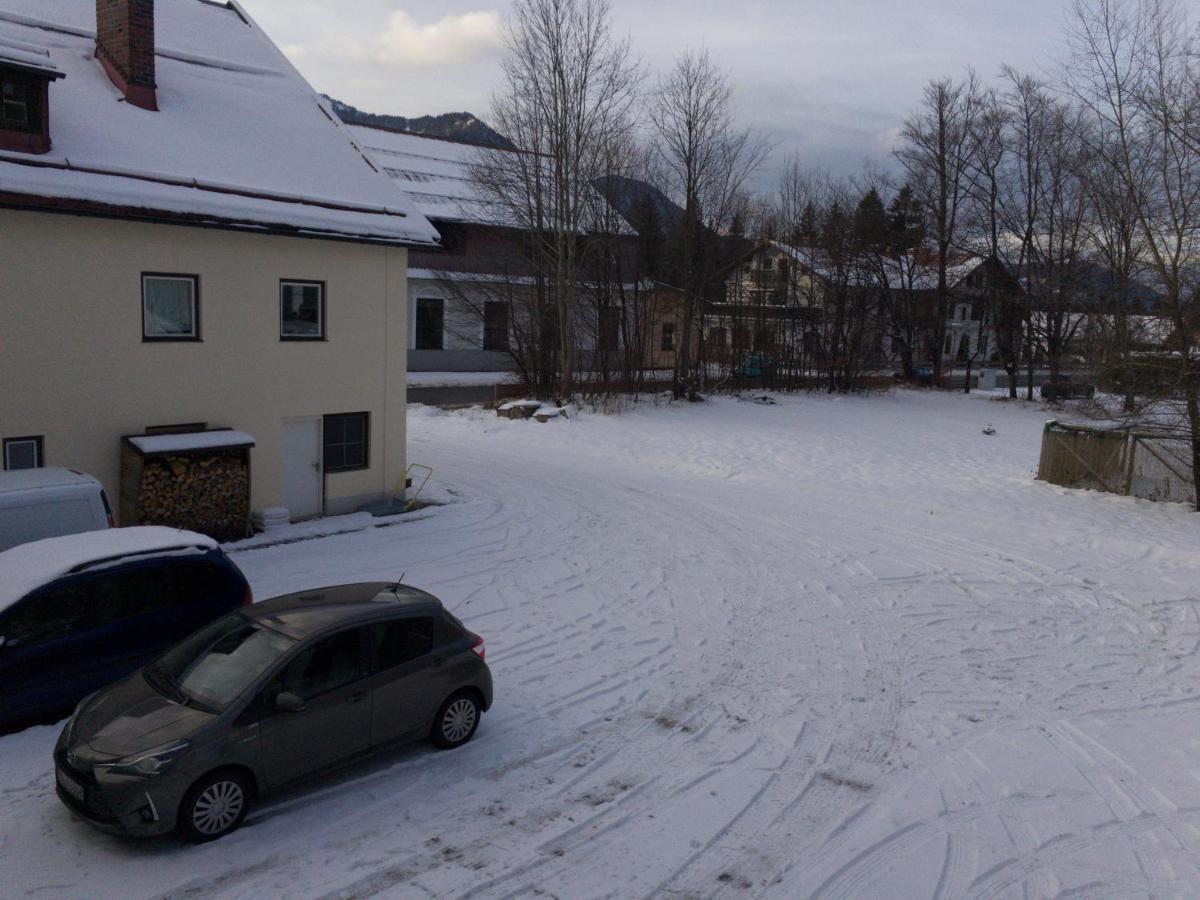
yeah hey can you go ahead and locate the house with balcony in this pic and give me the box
[0,0,439,526]
[706,242,827,364]
[708,241,1020,372]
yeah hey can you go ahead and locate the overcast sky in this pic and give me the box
[240,0,1071,187]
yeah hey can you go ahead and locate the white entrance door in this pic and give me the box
[282,419,323,520]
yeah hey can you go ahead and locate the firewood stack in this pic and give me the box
[121,431,255,543]
[133,451,250,541]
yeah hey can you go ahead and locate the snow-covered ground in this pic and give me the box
[6,390,1200,897]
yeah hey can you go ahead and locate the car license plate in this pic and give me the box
[56,766,85,802]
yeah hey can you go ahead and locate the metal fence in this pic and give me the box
[1037,420,1196,506]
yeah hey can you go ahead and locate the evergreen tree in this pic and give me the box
[629,191,666,282]
[886,184,925,254]
[795,202,818,246]
[821,202,851,263]
[853,188,889,253]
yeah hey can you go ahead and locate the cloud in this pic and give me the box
[373,10,503,67]
[291,10,504,70]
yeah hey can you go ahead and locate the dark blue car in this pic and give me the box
[0,527,250,732]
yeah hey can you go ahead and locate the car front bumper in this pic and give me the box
[53,743,188,838]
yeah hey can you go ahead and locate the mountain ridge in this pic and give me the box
[325,97,515,149]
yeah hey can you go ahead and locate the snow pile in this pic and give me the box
[0,526,215,612]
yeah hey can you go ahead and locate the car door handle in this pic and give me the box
[349,690,367,704]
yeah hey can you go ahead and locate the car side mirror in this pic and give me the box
[275,692,306,713]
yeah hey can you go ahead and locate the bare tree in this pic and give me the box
[1079,144,1149,410]
[475,0,640,398]
[962,86,1020,394]
[998,70,1093,395]
[896,76,981,384]
[1065,0,1200,507]
[652,49,767,399]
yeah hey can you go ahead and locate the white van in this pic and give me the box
[0,468,113,552]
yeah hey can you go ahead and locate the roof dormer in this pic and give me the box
[0,46,64,155]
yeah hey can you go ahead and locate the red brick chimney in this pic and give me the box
[95,0,157,111]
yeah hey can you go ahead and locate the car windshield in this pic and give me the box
[149,613,296,713]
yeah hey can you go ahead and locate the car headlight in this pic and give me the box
[108,740,192,778]
[62,704,83,745]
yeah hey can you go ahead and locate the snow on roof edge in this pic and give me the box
[128,430,255,455]
[0,526,218,614]
[0,1,442,248]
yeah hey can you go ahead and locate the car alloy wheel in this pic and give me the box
[442,698,477,743]
[180,771,252,842]
[432,693,481,749]
[192,779,244,836]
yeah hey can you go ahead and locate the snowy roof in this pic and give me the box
[0,35,62,76]
[0,526,217,614]
[347,125,634,235]
[346,125,504,226]
[768,242,985,291]
[128,430,255,455]
[0,1,440,246]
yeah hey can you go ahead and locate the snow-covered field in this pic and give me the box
[6,390,1200,898]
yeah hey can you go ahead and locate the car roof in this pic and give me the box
[0,467,102,493]
[0,526,220,615]
[248,583,443,639]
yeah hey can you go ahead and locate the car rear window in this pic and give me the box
[92,566,171,621]
[170,559,234,606]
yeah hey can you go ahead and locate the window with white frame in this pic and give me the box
[142,274,199,340]
[280,280,325,340]
[3,435,43,470]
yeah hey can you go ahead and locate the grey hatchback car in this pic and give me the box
[53,583,492,842]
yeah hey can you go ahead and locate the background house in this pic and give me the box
[706,241,824,364]
[0,0,439,525]
[345,126,523,374]
[347,125,644,381]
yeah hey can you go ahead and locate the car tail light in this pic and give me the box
[106,513,116,529]
[469,633,485,661]
[242,584,254,608]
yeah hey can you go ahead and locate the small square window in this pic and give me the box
[3,436,43,470]
[323,413,369,474]
[1,70,38,133]
[143,274,199,341]
[281,281,325,340]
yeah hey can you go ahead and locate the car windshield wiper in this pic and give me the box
[145,664,189,706]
